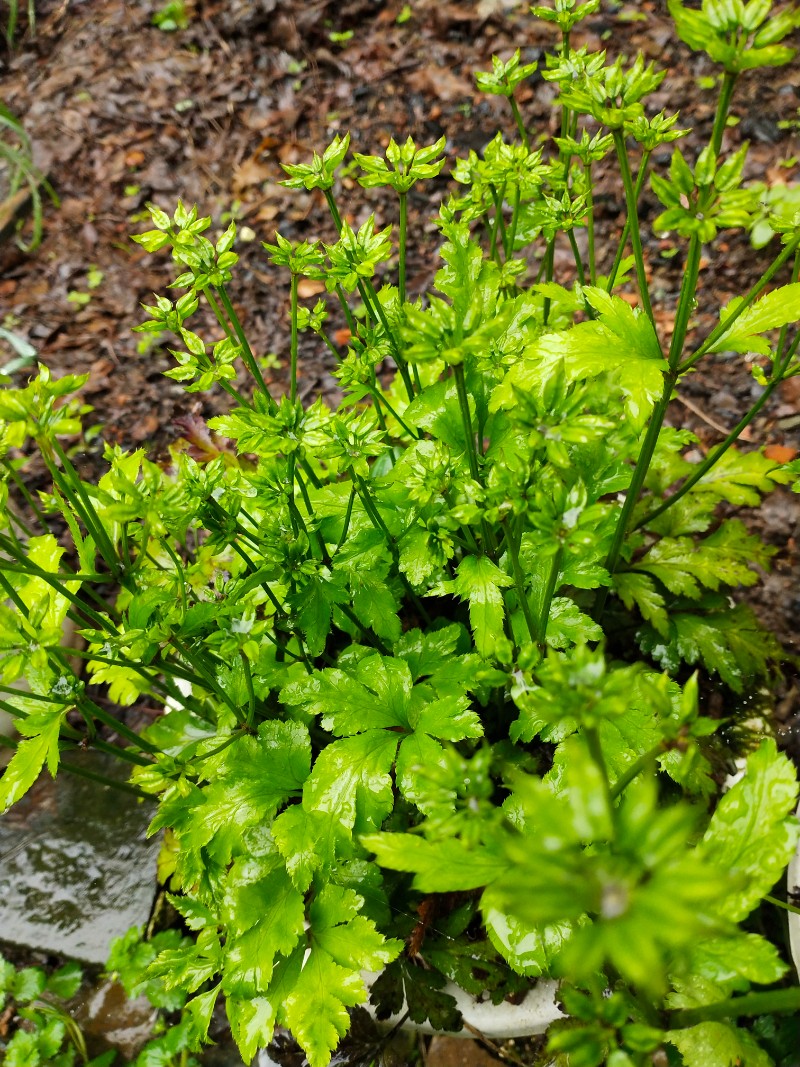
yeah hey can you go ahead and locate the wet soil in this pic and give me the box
[1,3,799,726]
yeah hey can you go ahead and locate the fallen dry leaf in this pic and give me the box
[763,444,798,463]
[297,279,326,299]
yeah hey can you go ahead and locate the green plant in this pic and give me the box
[0,953,113,1066]
[151,1,190,33]
[0,103,57,251]
[1,2,800,1066]
[3,0,35,49]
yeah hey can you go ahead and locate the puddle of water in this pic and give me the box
[0,750,160,964]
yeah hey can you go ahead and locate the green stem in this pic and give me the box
[369,386,417,438]
[240,651,256,728]
[453,364,480,482]
[710,71,737,156]
[764,893,800,917]
[216,286,274,407]
[290,272,299,404]
[680,234,800,374]
[585,726,613,813]
[609,741,665,801]
[594,373,676,617]
[398,191,408,306]
[605,150,651,292]
[335,485,357,551]
[586,165,596,285]
[542,240,555,325]
[670,988,800,1028]
[58,757,152,800]
[507,186,522,261]
[612,130,656,329]
[535,544,563,649]
[509,96,529,151]
[504,524,537,646]
[637,378,779,530]
[567,229,586,287]
[667,234,702,369]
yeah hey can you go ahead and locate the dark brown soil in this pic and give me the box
[1,0,799,749]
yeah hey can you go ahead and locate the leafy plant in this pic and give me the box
[1,2,800,1066]
[0,952,113,1066]
[3,0,35,49]
[0,103,57,251]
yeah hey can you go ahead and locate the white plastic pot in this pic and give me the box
[363,973,564,1040]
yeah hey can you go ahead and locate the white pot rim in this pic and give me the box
[362,973,564,1039]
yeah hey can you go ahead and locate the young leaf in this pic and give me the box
[669,1022,771,1067]
[709,283,800,355]
[450,555,514,658]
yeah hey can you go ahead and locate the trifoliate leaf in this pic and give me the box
[272,806,336,893]
[702,738,799,922]
[450,555,514,658]
[283,950,366,1067]
[393,624,464,680]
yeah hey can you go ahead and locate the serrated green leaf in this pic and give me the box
[451,555,513,658]
[710,283,800,355]
[544,597,603,649]
[635,520,775,597]
[702,738,799,921]
[614,571,669,635]
[692,446,792,505]
[283,951,366,1067]
[0,707,67,813]
[364,832,505,892]
[304,731,399,835]
[227,995,277,1065]
[223,859,306,994]
[669,1021,772,1067]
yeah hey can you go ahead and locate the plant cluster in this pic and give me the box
[0,103,56,251]
[2,2,800,1066]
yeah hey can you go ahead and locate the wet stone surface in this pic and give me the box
[0,751,159,964]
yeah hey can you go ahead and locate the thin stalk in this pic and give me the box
[764,894,800,917]
[335,485,357,551]
[240,651,256,728]
[594,375,676,617]
[637,377,780,529]
[58,758,152,800]
[585,725,614,815]
[290,272,299,404]
[453,364,480,482]
[398,191,408,305]
[586,167,596,285]
[670,988,800,1027]
[609,741,665,801]
[504,524,537,646]
[170,636,244,723]
[216,286,274,407]
[680,234,800,374]
[535,544,563,649]
[566,229,586,287]
[79,692,161,754]
[542,241,556,324]
[667,234,702,368]
[710,71,737,156]
[369,386,417,439]
[507,186,522,261]
[605,150,651,292]
[509,96,530,151]
[489,186,505,264]
[612,130,656,329]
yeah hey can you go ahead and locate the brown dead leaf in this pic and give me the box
[406,65,473,104]
[764,444,798,463]
[125,149,146,168]
[232,157,274,196]
[333,328,352,346]
[297,279,326,299]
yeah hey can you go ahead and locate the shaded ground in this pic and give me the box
[1,0,799,726]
